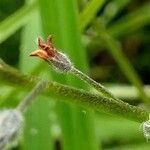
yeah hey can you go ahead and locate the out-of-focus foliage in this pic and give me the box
[0,0,150,149]
[0,0,24,66]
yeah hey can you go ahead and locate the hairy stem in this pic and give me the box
[71,67,121,102]
[0,59,149,123]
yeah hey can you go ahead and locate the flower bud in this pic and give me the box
[0,109,23,149]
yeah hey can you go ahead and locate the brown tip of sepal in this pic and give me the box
[47,35,53,46]
[29,52,36,57]
[29,50,49,61]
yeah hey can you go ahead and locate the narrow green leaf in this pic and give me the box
[100,0,131,25]
[19,5,53,150]
[80,0,106,30]
[0,2,37,43]
[38,0,99,149]
[108,2,150,37]
[93,23,150,104]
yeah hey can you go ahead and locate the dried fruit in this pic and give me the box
[30,36,72,72]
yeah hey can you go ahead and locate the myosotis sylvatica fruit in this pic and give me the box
[30,36,72,72]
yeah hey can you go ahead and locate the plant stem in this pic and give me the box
[17,81,47,113]
[71,67,121,102]
[0,59,149,123]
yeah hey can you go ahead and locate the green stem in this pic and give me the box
[0,59,149,123]
[71,67,121,102]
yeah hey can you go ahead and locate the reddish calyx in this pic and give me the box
[30,36,56,61]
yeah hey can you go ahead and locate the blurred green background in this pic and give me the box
[0,0,150,149]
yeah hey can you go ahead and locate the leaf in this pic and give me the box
[0,3,36,43]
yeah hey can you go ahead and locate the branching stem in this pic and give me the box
[0,59,149,123]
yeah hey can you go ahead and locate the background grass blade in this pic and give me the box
[37,0,99,149]
[19,3,53,150]
[79,0,106,30]
[0,2,36,43]
[108,2,150,37]
[0,0,150,149]
[100,0,131,25]
[93,24,149,104]
[88,2,150,49]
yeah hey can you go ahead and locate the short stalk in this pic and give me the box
[70,67,121,103]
